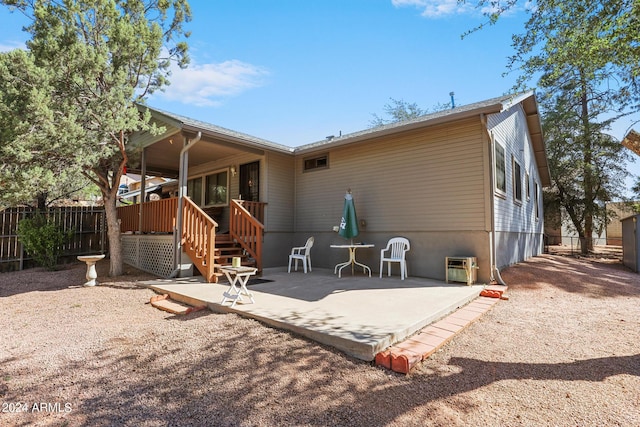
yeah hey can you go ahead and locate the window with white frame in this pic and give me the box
[534,181,540,220]
[512,156,523,203]
[495,142,506,195]
[205,171,228,205]
[525,172,530,201]
[187,170,229,207]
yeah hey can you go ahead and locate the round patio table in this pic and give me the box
[330,244,374,278]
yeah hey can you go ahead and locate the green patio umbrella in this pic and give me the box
[338,190,359,243]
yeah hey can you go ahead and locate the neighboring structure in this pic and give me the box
[548,129,640,249]
[121,92,550,283]
[606,202,638,246]
[622,214,640,272]
[621,129,640,156]
[117,174,177,204]
[559,208,607,248]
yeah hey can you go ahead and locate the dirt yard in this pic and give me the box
[1,253,638,426]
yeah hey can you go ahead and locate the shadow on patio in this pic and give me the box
[143,267,485,361]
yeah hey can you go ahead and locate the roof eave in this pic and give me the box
[137,105,294,155]
[294,102,506,155]
[520,95,552,187]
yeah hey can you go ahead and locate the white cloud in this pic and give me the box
[156,59,269,107]
[392,0,475,17]
[392,0,526,18]
[0,41,25,52]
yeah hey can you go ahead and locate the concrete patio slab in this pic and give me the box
[143,267,485,361]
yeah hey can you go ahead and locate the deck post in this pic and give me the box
[174,132,201,276]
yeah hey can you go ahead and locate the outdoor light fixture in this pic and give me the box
[230,165,237,176]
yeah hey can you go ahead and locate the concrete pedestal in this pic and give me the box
[77,255,106,286]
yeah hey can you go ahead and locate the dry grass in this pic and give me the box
[1,254,638,426]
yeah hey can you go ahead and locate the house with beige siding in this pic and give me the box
[120,91,550,284]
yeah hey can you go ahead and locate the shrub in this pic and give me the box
[17,213,72,270]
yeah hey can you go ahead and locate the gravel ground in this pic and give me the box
[1,253,638,426]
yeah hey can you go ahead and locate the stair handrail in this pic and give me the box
[229,199,264,272]
[236,200,267,223]
[182,196,218,282]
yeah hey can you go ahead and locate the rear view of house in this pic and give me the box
[122,91,550,284]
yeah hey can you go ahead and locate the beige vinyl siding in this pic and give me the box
[261,151,296,268]
[264,151,295,232]
[295,117,486,233]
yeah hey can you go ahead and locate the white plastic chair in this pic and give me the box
[288,237,314,273]
[379,237,410,280]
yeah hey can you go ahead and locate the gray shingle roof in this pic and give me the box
[295,92,532,153]
[140,91,550,186]
[140,105,294,153]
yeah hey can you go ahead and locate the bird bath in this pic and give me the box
[77,254,106,286]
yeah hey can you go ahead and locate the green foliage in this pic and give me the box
[17,213,73,270]
[464,0,640,111]
[461,0,639,252]
[541,91,632,249]
[369,97,450,128]
[0,0,191,275]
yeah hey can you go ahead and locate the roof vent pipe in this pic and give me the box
[450,91,455,109]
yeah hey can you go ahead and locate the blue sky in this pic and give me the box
[0,0,638,178]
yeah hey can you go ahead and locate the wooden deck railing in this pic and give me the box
[117,198,177,233]
[230,199,265,272]
[236,200,266,224]
[182,197,217,283]
[117,197,265,281]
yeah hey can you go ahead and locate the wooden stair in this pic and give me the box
[182,197,263,283]
[213,234,257,278]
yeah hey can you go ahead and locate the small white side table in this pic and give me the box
[77,255,106,286]
[220,266,258,308]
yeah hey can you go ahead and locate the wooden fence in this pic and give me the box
[0,206,106,272]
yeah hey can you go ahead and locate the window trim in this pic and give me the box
[204,170,229,207]
[303,153,329,172]
[494,142,507,197]
[534,181,540,220]
[187,168,229,207]
[512,156,523,204]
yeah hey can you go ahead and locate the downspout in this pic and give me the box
[482,113,507,286]
[138,148,147,233]
[170,131,202,277]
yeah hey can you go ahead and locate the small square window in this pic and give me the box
[304,154,329,171]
